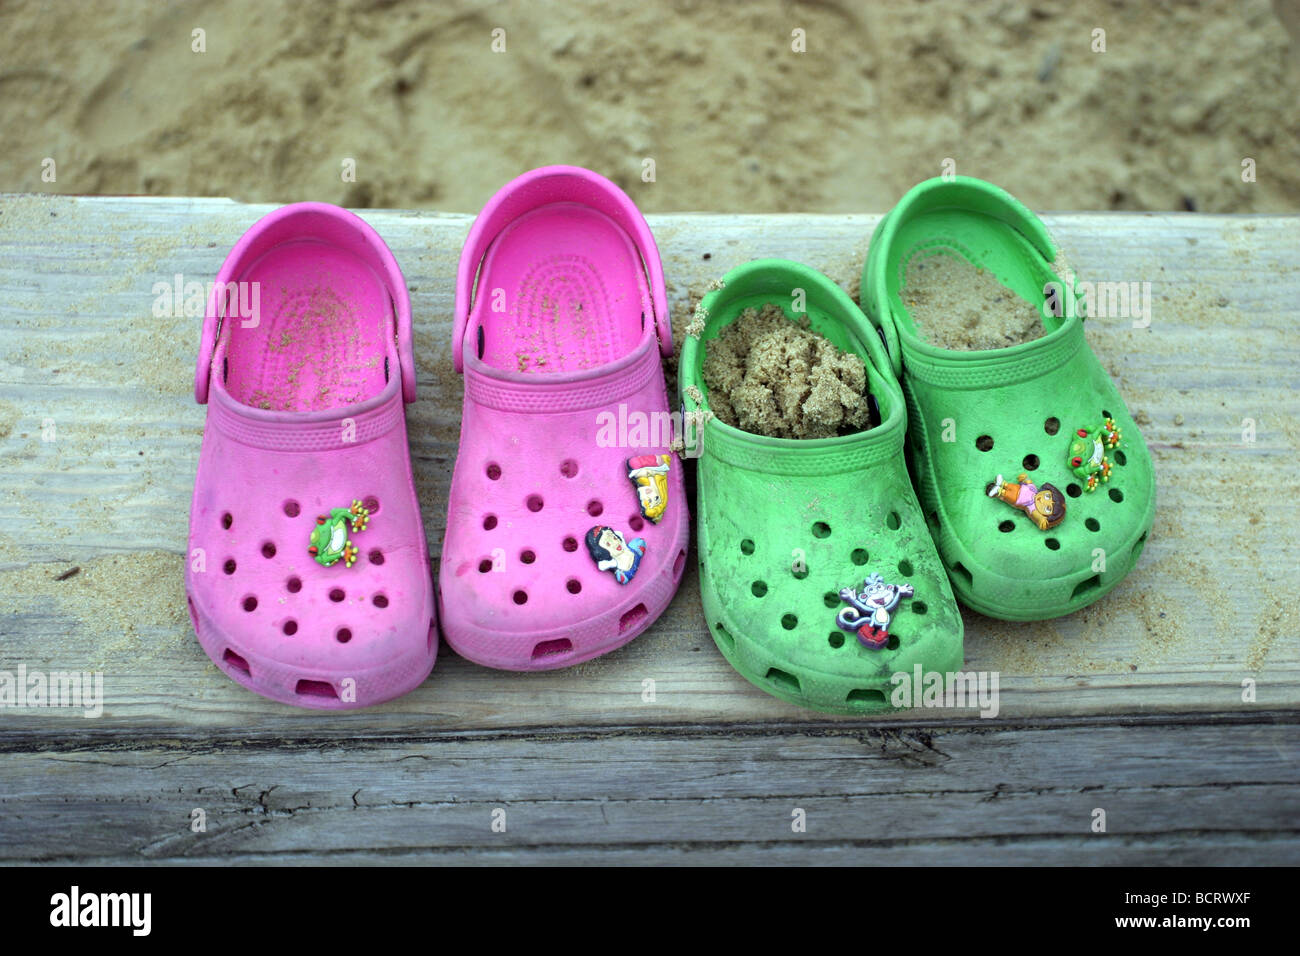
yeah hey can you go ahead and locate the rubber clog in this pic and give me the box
[680,259,963,714]
[862,176,1156,621]
[439,166,689,670]
[187,202,436,708]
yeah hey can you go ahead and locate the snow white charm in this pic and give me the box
[585,525,646,585]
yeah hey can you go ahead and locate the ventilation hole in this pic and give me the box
[566,578,581,594]
[532,638,572,659]
[1101,409,1112,419]
[887,511,901,531]
[673,549,686,580]
[975,435,994,452]
[373,594,389,609]
[619,603,648,634]
[295,679,338,699]
[526,494,544,513]
[1045,537,1060,551]
[792,564,808,580]
[261,541,276,559]
[823,591,839,608]
[587,500,603,517]
[513,590,528,605]
[242,595,257,612]
[847,688,886,705]
[950,562,973,587]
[1114,449,1127,466]
[1071,574,1102,599]
[913,600,928,615]
[1067,483,1083,498]
[478,558,492,573]
[520,549,536,564]
[335,627,352,643]
[740,538,755,555]
[628,514,644,532]
[714,622,735,651]
[287,576,302,593]
[774,613,796,631]
[886,634,900,650]
[283,500,300,517]
[1109,488,1124,503]
[812,521,831,538]
[476,325,485,359]
[1044,417,1060,435]
[223,558,237,575]
[363,496,380,514]
[486,462,502,480]
[483,514,498,530]
[1085,517,1100,532]
[851,548,869,565]
[428,621,437,653]
[927,510,939,530]
[752,581,768,598]
[765,668,801,694]
[562,536,578,552]
[221,512,233,530]
[282,619,298,636]
[999,520,1016,533]
[898,559,914,577]
[329,588,345,603]
[369,549,385,565]
[828,631,845,649]
[560,459,578,478]
[1022,454,1040,471]
[1131,531,1148,563]
[223,649,250,674]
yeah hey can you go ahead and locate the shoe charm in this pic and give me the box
[988,473,1066,531]
[836,571,914,649]
[1068,417,1121,491]
[585,525,646,585]
[308,499,371,568]
[627,454,672,523]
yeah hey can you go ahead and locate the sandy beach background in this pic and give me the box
[2,0,1298,213]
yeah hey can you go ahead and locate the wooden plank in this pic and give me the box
[2,719,1296,865]
[0,196,1297,734]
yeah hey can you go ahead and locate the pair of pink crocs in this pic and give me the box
[186,168,687,708]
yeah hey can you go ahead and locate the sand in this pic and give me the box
[2,0,1299,214]
[702,304,870,439]
[903,252,1046,350]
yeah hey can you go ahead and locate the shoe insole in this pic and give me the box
[224,238,392,412]
[471,202,649,373]
[886,208,1064,341]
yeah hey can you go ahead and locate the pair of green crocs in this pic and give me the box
[680,177,1156,714]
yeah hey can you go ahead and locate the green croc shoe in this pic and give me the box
[680,259,963,714]
[862,176,1156,621]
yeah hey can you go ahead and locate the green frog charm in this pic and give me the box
[307,499,371,567]
[1068,418,1122,491]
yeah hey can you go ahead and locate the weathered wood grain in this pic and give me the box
[2,718,1296,865]
[0,196,1297,863]
[0,196,1296,734]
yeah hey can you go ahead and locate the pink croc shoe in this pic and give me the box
[439,166,689,669]
[186,202,436,708]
